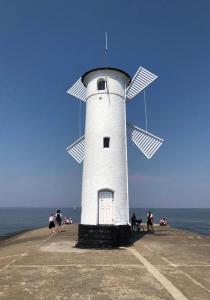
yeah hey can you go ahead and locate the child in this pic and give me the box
[49,213,55,233]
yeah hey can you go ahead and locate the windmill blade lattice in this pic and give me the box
[127,123,163,159]
[67,78,87,102]
[126,67,158,101]
[66,135,85,163]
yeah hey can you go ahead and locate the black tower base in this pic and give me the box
[77,224,132,248]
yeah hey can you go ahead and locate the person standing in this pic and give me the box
[131,213,137,231]
[49,213,55,233]
[55,209,63,232]
[147,211,154,232]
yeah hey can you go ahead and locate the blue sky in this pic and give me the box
[0,0,209,208]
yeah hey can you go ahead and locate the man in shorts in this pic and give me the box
[147,211,154,232]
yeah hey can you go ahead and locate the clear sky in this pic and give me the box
[0,0,209,208]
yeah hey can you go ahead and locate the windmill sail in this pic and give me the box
[67,78,87,102]
[127,123,163,159]
[66,135,85,163]
[126,67,158,101]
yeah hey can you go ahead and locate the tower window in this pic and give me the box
[97,79,106,90]
[103,137,110,148]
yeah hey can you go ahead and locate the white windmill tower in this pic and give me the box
[67,63,164,247]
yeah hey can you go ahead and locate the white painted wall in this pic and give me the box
[81,69,130,225]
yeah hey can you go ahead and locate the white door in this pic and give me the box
[98,190,114,224]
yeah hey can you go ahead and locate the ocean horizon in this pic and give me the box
[0,207,209,239]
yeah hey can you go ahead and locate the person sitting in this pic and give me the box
[160,217,167,226]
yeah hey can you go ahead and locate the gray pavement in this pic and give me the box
[0,225,209,299]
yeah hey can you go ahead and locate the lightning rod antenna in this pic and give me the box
[104,32,108,68]
[105,32,108,55]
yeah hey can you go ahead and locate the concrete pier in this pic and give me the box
[0,225,209,299]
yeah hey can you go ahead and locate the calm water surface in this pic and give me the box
[0,207,209,238]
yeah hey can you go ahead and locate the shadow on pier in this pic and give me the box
[130,228,174,245]
[130,230,146,244]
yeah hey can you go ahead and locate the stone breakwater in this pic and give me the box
[0,224,209,300]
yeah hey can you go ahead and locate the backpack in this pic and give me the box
[56,213,61,222]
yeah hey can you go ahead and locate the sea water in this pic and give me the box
[0,207,209,239]
[132,208,210,236]
[0,207,81,239]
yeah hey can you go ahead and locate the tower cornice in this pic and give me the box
[81,67,131,87]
